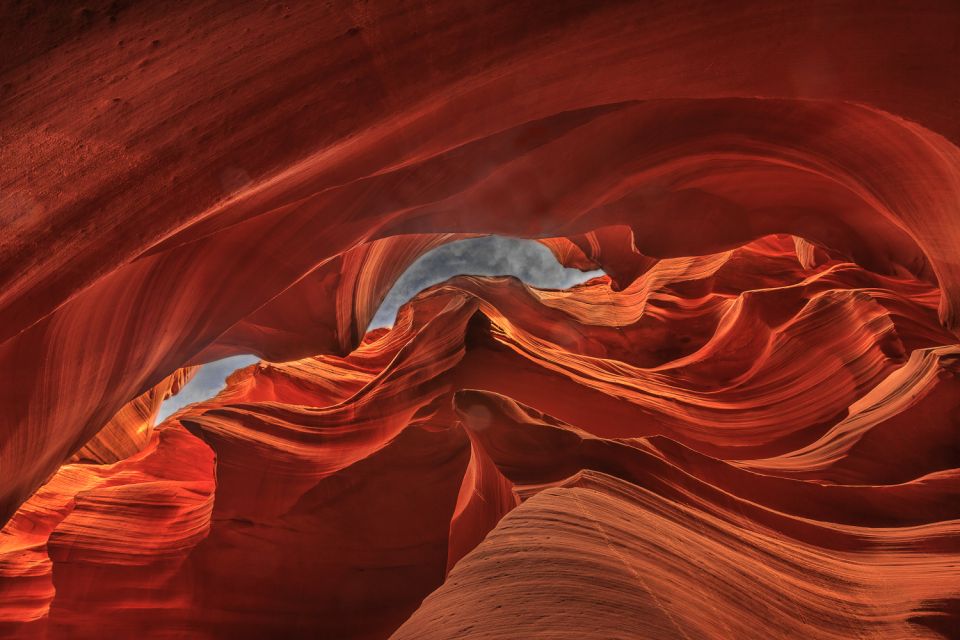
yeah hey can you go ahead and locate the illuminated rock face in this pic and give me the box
[2,238,958,638]
[2,1,960,638]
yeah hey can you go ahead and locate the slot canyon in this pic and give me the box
[1,1,959,638]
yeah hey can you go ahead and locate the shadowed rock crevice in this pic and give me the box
[2,2,960,638]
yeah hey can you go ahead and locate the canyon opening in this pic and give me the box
[159,235,604,420]
[1,2,959,639]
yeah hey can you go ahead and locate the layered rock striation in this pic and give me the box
[2,1,960,637]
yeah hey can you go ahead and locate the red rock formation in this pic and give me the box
[3,234,957,637]
[70,366,198,464]
[2,1,960,638]
[0,426,215,637]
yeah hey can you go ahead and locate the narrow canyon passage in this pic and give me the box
[1,2,959,639]
[158,236,603,420]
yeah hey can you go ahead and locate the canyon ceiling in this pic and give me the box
[1,1,959,638]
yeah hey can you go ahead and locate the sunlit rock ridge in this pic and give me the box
[1,2,959,638]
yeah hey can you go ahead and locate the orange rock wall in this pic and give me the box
[2,2,959,638]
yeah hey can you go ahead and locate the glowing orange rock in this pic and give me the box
[0,426,214,637]
[5,235,958,636]
[2,2,960,637]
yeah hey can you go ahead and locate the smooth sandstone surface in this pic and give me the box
[2,236,958,638]
[1,1,959,638]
